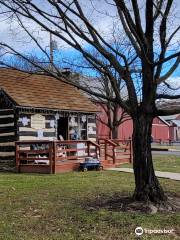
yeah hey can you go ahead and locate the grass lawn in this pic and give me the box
[151,145,180,150]
[0,172,180,240]
[119,155,180,173]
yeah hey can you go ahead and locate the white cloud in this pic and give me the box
[157,76,180,97]
[0,0,179,66]
[167,76,180,88]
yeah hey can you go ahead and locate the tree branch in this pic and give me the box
[154,51,180,66]
[157,55,180,83]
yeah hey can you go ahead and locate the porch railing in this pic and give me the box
[54,140,100,162]
[15,140,54,173]
[103,139,132,164]
[15,140,100,173]
[15,139,132,173]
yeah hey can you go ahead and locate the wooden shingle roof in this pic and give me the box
[0,68,97,113]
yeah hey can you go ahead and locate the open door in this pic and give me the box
[57,117,68,140]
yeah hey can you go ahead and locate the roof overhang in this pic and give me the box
[157,116,170,126]
[15,105,97,115]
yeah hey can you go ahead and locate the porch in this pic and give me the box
[15,139,132,173]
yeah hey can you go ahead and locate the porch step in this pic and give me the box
[103,164,116,169]
[101,160,115,169]
[101,159,131,169]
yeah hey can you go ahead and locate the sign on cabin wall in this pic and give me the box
[31,114,45,129]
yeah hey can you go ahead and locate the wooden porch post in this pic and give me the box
[87,141,90,156]
[95,145,98,159]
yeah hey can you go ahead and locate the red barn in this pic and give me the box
[162,114,180,141]
[96,104,170,141]
[151,117,170,141]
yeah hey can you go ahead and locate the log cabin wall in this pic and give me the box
[0,109,17,171]
[17,113,97,141]
[17,113,57,141]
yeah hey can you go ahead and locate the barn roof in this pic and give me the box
[0,68,97,113]
[161,114,179,121]
[157,116,170,126]
[171,120,180,127]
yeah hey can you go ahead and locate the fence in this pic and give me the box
[16,140,100,173]
[98,138,132,164]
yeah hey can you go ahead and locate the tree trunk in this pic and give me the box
[111,126,118,139]
[132,114,167,203]
[111,104,119,139]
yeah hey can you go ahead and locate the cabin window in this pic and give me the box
[79,115,87,140]
[57,115,88,140]
[69,115,87,140]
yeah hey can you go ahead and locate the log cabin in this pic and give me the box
[0,68,97,171]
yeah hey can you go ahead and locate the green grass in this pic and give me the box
[119,155,180,173]
[151,145,180,150]
[0,172,180,240]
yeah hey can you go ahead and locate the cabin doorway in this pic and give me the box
[57,117,68,140]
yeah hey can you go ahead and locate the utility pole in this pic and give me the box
[49,32,53,67]
[41,29,57,71]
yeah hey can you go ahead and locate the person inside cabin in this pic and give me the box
[69,128,79,156]
[69,128,79,140]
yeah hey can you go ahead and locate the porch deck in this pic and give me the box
[16,139,132,173]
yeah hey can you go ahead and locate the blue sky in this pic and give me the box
[0,0,179,82]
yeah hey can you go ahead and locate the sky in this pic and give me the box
[0,0,179,83]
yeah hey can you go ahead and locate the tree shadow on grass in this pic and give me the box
[84,192,180,214]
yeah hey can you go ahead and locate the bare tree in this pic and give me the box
[79,74,130,139]
[0,0,180,203]
[66,61,130,139]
